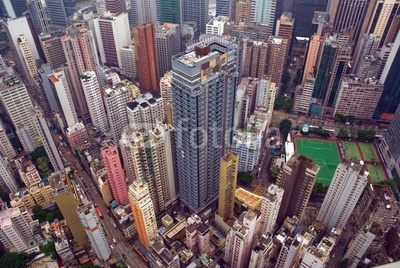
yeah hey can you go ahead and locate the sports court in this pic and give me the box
[342,141,362,160]
[359,142,380,162]
[366,164,387,184]
[295,138,340,186]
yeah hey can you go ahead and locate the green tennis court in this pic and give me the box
[366,164,387,183]
[359,143,379,162]
[296,139,340,186]
[342,141,362,160]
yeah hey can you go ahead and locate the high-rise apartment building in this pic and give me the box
[235,0,252,23]
[218,151,239,220]
[344,229,376,268]
[77,203,111,261]
[0,123,16,159]
[160,0,181,24]
[375,31,400,118]
[62,24,99,122]
[243,40,267,79]
[131,0,158,26]
[181,0,209,34]
[0,74,40,148]
[96,0,107,15]
[37,64,59,114]
[101,140,129,205]
[206,16,230,35]
[156,23,181,78]
[334,76,383,120]
[276,155,319,224]
[216,0,237,20]
[30,107,64,171]
[129,122,176,214]
[302,33,321,84]
[253,0,276,35]
[276,12,294,59]
[0,205,38,253]
[80,71,109,133]
[120,43,136,79]
[103,79,134,142]
[15,156,41,188]
[317,160,369,229]
[27,0,51,35]
[257,184,284,236]
[48,68,79,128]
[224,211,259,268]
[293,75,315,114]
[160,71,174,125]
[299,235,335,267]
[17,34,38,81]
[353,34,380,75]
[367,0,400,47]
[129,179,158,248]
[127,92,164,130]
[276,236,302,268]
[45,0,68,28]
[171,37,238,212]
[105,0,126,14]
[0,0,27,18]
[185,214,211,253]
[134,23,159,92]
[16,125,36,153]
[265,36,289,86]
[93,12,131,68]
[40,32,67,69]
[256,77,276,110]
[0,157,18,193]
[119,129,136,184]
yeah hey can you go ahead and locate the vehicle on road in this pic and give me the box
[96,207,103,219]
[122,253,127,259]
[110,244,114,250]
[113,238,117,244]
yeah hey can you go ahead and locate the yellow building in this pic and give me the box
[236,0,252,23]
[29,182,54,207]
[302,33,321,84]
[10,189,35,211]
[235,187,263,210]
[98,174,113,205]
[218,151,239,220]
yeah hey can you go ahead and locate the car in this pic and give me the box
[122,253,127,259]
[110,244,114,250]
[113,238,117,244]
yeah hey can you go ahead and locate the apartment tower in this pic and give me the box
[40,32,67,69]
[155,23,181,78]
[105,0,126,14]
[218,151,239,220]
[171,36,238,212]
[17,34,38,81]
[276,155,319,224]
[129,179,158,248]
[101,140,129,205]
[27,0,51,35]
[317,159,369,229]
[80,71,109,133]
[77,203,111,261]
[45,0,68,28]
[257,184,284,236]
[62,24,99,122]
[134,23,159,92]
[181,0,209,34]
[159,0,181,24]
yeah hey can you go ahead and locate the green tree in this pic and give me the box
[238,172,253,185]
[0,252,27,268]
[281,72,291,84]
[37,157,52,178]
[335,114,345,123]
[279,119,292,141]
[81,263,100,268]
[271,168,281,179]
[346,115,355,124]
[283,98,292,110]
[29,146,47,162]
[32,205,46,222]
[40,242,55,255]
[357,128,375,140]
[274,96,286,109]
[338,127,349,138]
[45,212,55,223]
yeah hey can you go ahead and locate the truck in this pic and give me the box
[96,207,103,219]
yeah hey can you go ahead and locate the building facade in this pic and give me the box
[218,151,239,220]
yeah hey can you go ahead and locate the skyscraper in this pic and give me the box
[276,155,319,224]
[129,179,158,248]
[375,31,400,118]
[155,23,181,78]
[103,79,134,142]
[256,77,276,110]
[224,211,259,268]
[317,160,369,229]
[0,123,16,159]
[134,23,159,92]
[126,92,164,130]
[45,0,68,28]
[30,107,64,172]
[40,31,67,69]
[275,12,294,59]
[291,0,328,37]
[0,157,18,193]
[27,0,51,35]
[243,40,268,78]
[17,34,38,81]
[160,0,181,24]
[265,36,289,86]
[131,0,159,26]
[218,151,239,220]
[77,203,111,261]
[353,34,380,75]
[171,36,238,212]
[105,0,126,14]
[302,33,321,84]
[235,0,252,23]
[62,24,99,122]
[120,43,136,79]
[181,0,209,34]
[129,122,176,214]
[80,71,109,133]
[93,12,131,68]
[216,0,237,20]
[253,0,276,35]
[257,184,284,236]
[101,140,129,205]
[160,71,174,125]
[48,68,79,128]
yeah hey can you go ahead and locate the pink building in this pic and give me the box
[185,214,211,254]
[15,156,41,188]
[101,140,129,205]
[66,122,89,149]
[62,24,99,122]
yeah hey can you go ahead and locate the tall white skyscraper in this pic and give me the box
[17,34,38,81]
[30,107,64,172]
[131,0,159,26]
[0,122,16,159]
[256,77,276,110]
[48,68,79,128]
[127,92,164,130]
[257,184,283,236]
[252,0,276,35]
[77,203,111,261]
[80,71,109,133]
[120,43,137,79]
[0,157,18,193]
[317,160,369,229]
[93,12,131,68]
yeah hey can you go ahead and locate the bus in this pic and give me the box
[96,207,103,219]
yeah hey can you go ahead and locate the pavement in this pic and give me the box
[52,129,147,268]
